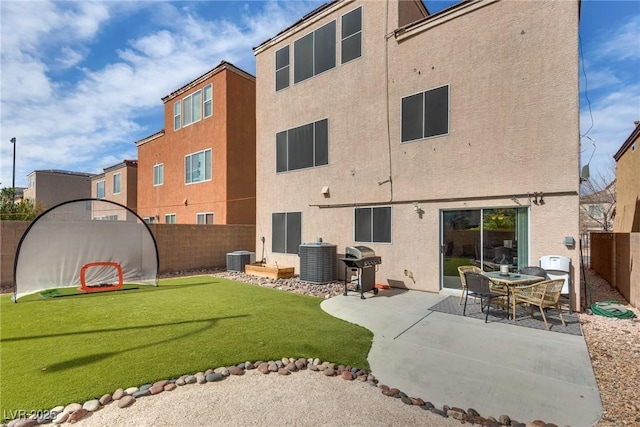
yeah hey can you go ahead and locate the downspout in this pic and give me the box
[382,0,394,202]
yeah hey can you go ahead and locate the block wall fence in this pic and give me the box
[1,221,256,288]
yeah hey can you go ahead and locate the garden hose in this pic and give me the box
[590,300,636,319]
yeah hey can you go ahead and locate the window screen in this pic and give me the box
[355,207,391,243]
[272,212,301,254]
[294,33,314,83]
[288,123,314,170]
[341,7,362,64]
[174,101,181,130]
[204,84,212,117]
[294,21,336,84]
[276,131,288,173]
[276,46,290,91]
[276,119,329,172]
[401,85,449,142]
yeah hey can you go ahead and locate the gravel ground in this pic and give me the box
[3,267,638,426]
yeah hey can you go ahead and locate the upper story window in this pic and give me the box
[275,46,290,91]
[294,20,336,84]
[355,206,391,243]
[272,211,301,254]
[341,6,362,64]
[185,149,212,184]
[182,89,202,127]
[113,173,121,194]
[401,85,449,143]
[276,119,328,173]
[165,213,176,224]
[203,84,213,118]
[96,181,105,199]
[153,164,164,186]
[174,102,181,131]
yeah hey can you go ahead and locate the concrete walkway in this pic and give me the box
[321,288,602,426]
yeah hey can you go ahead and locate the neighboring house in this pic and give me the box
[136,61,256,225]
[253,0,581,308]
[613,121,640,232]
[90,160,138,220]
[580,181,616,233]
[23,170,93,210]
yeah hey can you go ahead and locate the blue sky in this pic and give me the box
[1,0,638,189]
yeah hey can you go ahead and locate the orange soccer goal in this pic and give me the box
[79,262,124,292]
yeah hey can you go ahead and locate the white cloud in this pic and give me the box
[0,0,323,187]
[596,14,640,62]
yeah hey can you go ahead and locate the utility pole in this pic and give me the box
[10,137,16,210]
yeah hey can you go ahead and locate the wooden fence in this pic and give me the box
[590,232,639,308]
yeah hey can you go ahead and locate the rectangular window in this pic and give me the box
[182,89,202,127]
[204,84,212,118]
[272,212,302,254]
[185,149,212,184]
[96,181,105,199]
[294,21,336,84]
[276,119,328,172]
[341,6,362,64]
[113,173,121,194]
[355,206,391,243]
[174,101,181,130]
[275,46,290,91]
[589,205,603,218]
[196,212,214,224]
[153,164,164,186]
[165,214,176,224]
[401,85,449,142]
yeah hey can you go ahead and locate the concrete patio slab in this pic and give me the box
[321,288,602,426]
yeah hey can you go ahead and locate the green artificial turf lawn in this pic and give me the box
[0,276,373,420]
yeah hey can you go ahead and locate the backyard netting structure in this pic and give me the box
[13,199,159,301]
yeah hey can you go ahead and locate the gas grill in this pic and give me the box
[339,246,382,299]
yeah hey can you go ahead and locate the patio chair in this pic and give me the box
[457,265,483,305]
[511,279,566,330]
[463,272,508,323]
[519,266,548,278]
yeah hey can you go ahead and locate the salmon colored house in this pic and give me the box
[136,61,256,225]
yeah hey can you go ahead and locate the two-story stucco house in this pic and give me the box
[136,61,256,225]
[253,0,581,309]
[23,169,93,210]
[613,121,640,232]
[90,160,138,219]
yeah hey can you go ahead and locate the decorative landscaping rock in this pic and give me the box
[67,408,88,423]
[313,358,320,366]
[308,364,319,371]
[467,408,480,417]
[323,368,336,376]
[295,359,306,370]
[277,368,290,375]
[428,407,448,418]
[422,401,435,410]
[117,396,135,408]
[164,383,177,391]
[99,394,112,405]
[196,375,206,384]
[245,361,255,370]
[285,362,297,372]
[401,396,412,405]
[206,373,223,382]
[341,371,354,380]
[149,384,164,395]
[124,387,139,395]
[52,411,69,425]
[185,375,197,384]
[139,384,152,393]
[154,380,170,389]
[8,419,38,427]
[63,404,82,414]
[228,366,244,376]
[51,406,64,415]
[257,363,269,374]
[268,362,278,373]
[175,377,186,386]
[113,389,125,400]
[447,407,466,420]
[498,414,511,425]
[82,399,101,412]
[132,389,150,398]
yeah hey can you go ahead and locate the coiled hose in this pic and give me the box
[590,300,637,319]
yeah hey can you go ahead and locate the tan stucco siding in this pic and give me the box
[614,134,640,232]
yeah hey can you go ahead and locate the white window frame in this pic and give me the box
[204,84,213,118]
[185,149,212,185]
[96,180,105,199]
[182,89,202,127]
[174,101,181,131]
[165,213,176,224]
[153,163,164,186]
[196,212,214,224]
[113,173,121,194]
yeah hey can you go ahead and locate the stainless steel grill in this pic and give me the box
[339,246,382,299]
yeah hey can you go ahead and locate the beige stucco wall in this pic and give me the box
[614,133,640,232]
[23,171,92,210]
[254,0,580,308]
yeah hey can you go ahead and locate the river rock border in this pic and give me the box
[4,357,556,427]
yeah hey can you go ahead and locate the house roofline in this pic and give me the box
[135,130,165,147]
[613,121,640,161]
[103,160,138,173]
[28,169,94,178]
[161,61,255,103]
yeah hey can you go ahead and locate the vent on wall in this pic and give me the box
[299,242,337,284]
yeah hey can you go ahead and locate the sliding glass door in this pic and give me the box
[441,208,528,291]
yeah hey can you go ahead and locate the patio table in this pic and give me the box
[482,271,545,320]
